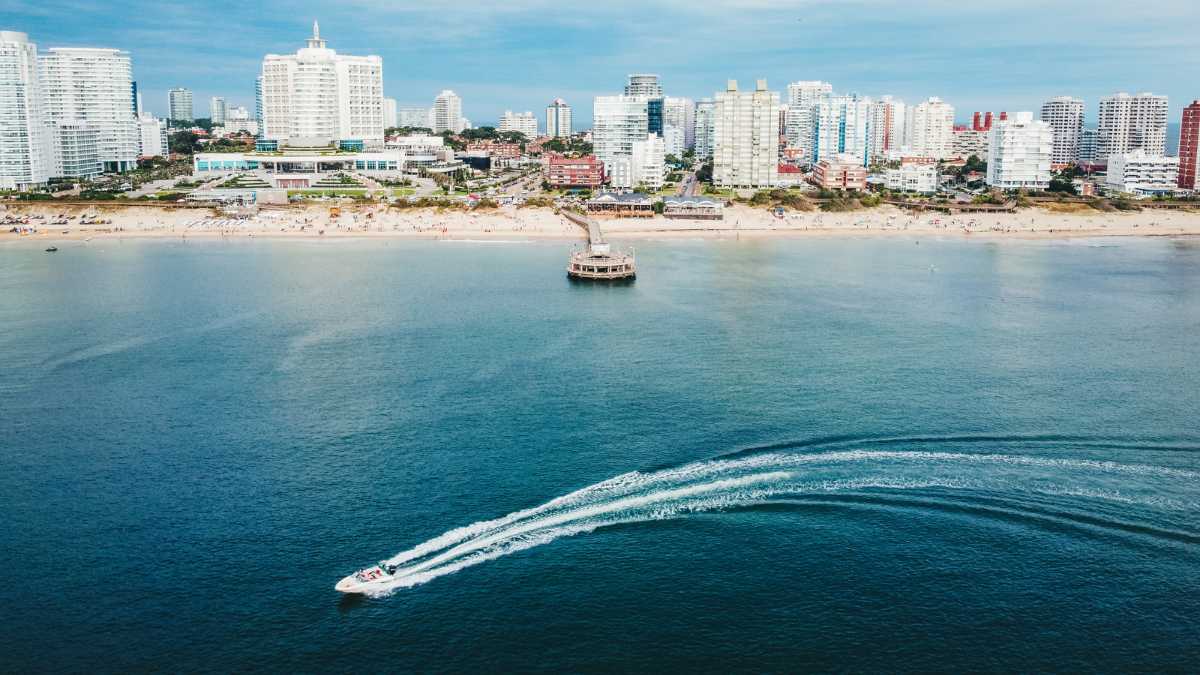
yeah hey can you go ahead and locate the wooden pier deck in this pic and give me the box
[562,210,636,281]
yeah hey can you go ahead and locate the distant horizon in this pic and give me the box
[6,1,1198,130]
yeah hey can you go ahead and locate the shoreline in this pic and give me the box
[4,203,1200,243]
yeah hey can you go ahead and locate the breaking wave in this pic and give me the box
[354,449,1200,596]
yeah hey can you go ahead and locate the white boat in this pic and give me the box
[335,562,397,593]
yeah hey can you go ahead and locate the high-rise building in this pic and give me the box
[1096,92,1168,162]
[663,97,695,150]
[713,79,779,188]
[693,99,715,159]
[261,22,384,146]
[783,81,832,161]
[986,111,1053,190]
[813,94,872,165]
[907,97,955,160]
[0,31,52,190]
[254,76,263,125]
[432,90,464,134]
[39,47,140,173]
[1079,128,1099,163]
[546,98,572,138]
[662,125,685,158]
[397,107,433,129]
[624,74,663,98]
[383,98,397,128]
[168,88,193,122]
[498,110,537,137]
[593,95,648,176]
[1178,101,1200,190]
[628,133,666,189]
[869,96,906,160]
[1041,96,1084,165]
[137,113,168,157]
[209,96,226,124]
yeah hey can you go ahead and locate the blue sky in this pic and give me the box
[5,0,1198,128]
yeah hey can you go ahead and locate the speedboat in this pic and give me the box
[335,561,398,593]
[45,246,58,252]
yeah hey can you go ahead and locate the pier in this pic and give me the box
[563,211,636,281]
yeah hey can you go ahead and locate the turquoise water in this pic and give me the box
[1,236,1199,672]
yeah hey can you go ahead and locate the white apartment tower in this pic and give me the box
[784,81,832,160]
[663,97,695,149]
[713,79,780,188]
[593,95,648,175]
[869,96,906,160]
[432,90,464,134]
[546,98,572,138]
[260,22,384,146]
[1040,96,1084,165]
[986,111,1053,190]
[498,110,537,137]
[629,133,666,189]
[0,31,52,189]
[137,113,168,158]
[624,74,663,98]
[693,99,716,159]
[1096,92,1168,162]
[908,97,955,160]
[168,88,193,122]
[39,47,140,173]
[210,96,226,124]
[383,98,397,128]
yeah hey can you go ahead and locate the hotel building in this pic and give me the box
[260,22,384,147]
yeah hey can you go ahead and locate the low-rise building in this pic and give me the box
[884,163,939,193]
[546,154,604,188]
[663,195,724,220]
[586,192,655,217]
[812,156,867,191]
[192,147,406,187]
[465,141,521,159]
[1105,151,1179,197]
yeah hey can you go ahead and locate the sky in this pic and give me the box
[4,0,1198,129]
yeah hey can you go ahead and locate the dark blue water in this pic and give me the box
[2,236,1199,672]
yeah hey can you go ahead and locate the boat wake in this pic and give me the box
[356,449,1200,597]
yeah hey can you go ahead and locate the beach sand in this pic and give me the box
[3,202,1200,243]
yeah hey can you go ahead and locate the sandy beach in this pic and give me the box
[3,202,1200,242]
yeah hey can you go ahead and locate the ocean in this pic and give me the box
[1,235,1198,672]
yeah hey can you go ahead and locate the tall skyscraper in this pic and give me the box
[1041,96,1084,165]
[168,88,193,122]
[986,111,1053,190]
[907,97,955,160]
[1096,92,1168,162]
[813,94,872,165]
[210,96,227,124]
[624,74,663,98]
[593,95,649,175]
[1179,101,1200,190]
[546,98,572,138]
[39,47,140,173]
[869,96,906,160]
[261,22,384,146]
[0,31,52,190]
[693,99,716,159]
[254,76,263,125]
[663,97,695,150]
[432,90,464,134]
[783,81,833,160]
[713,79,779,188]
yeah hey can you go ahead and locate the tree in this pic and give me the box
[695,160,713,183]
[168,130,200,155]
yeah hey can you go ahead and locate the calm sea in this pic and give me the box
[2,235,1198,672]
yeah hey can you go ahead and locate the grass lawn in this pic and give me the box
[392,188,416,197]
[288,189,368,197]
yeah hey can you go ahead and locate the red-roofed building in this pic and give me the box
[546,154,605,188]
